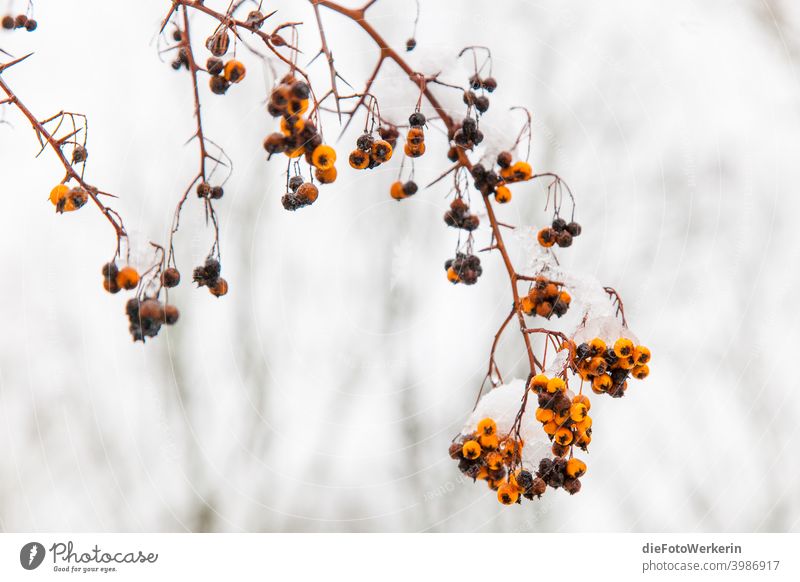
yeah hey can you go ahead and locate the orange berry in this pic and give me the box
[572,394,591,410]
[479,434,499,450]
[497,483,519,505]
[570,402,588,422]
[592,374,612,393]
[311,144,336,170]
[477,418,497,436]
[371,140,393,163]
[589,337,607,355]
[116,267,139,290]
[530,374,549,392]
[614,337,635,358]
[566,458,587,479]
[494,185,512,204]
[390,181,406,201]
[520,296,535,315]
[223,59,246,83]
[546,377,566,394]
[314,166,337,184]
[535,407,555,423]
[446,267,460,283]
[634,345,651,365]
[510,160,532,181]
[49,184,69,206]
[462,440,481,460]
[537,227,556,247]
[554,427,573,446]
[632,364,649,380]
[485,451,503,471]
[348,149,369,169]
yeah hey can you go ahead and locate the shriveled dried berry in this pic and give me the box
[161,267,181,288]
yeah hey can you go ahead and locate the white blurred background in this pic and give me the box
[0,0,799,532]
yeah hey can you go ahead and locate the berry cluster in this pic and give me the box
[404,112,426,158]
[531,375,593,454]
[282,176,319,210]
[468,72,497,94]
[450,115,484,154]
[49,184,88,214]
[348,131,394,170]
[575,337,651,398]
[1,13,36,31]
[195,182,224,200]
[443,198,479,231]
[497,152,533,183]
[520,277,572,319]
[126,297,180,342]
[263,77,314,155]
[468,152,533,206]
[192,257,229,297]
[445,252,483,285]
[102,262,140,295]
[449,418,525,499]
[536,456,586,496]
[389,180,418,201]
[537,217,582,249]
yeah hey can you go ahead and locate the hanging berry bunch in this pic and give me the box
[520,276,571,319]
[126,297,180,342]
[1,7,37,32]
[449,418,527,502]
[202,26,247,95]
[574,336,651,398]
[192,257,229,298]
[281,173,319,210]
[347,96,395,172]
[404,111,426,158]
[444,252,482,285]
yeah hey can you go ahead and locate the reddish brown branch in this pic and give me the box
[0,54,127,254]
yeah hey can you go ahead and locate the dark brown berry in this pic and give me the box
[162,268,181,288]
[14,14,27,28]
[566,222,582,237]
[164,304,180,325]
[206,57,224,75]
[474,95,490,113]
[291,81,310,100]
[497,151,512,168]
[402,181,418,196]
[206,30,230,57]
[552,217,567,232]
[71,145,88,164]
[482,77,497,92]
[405,38,416,51]
[210,186,224,200]
[196,182,212,198]
[209,75,229,95]
[564,478,582,495]
[408,112,426,127]
[2,15,14,29]
[263,132,286,155]
[531,477,547,497]
[556,231,573,248]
